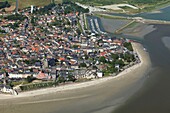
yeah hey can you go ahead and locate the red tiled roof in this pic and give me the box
[100,52,107,56]
[36,71,47,79]
[59,57,65,61]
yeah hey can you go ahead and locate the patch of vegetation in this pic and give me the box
[123,42,133,51]
[63,1,89,14]
[0,0,62,9]
[4,14,27,21]
[79,63,87,68]
[23,59,41,65]
[58,75,76,83]
[124,52,135,62]
[10,80,28,87]
[99,56,107,63]
[25,75,36,83]
[0,29,6,33]
[77,21,83,34]
[0,1,10,9]
[5,22,20,29]
[72,45,79,49]
[0,34,6,37]
[20,81,55,91]
[34,3,55,15]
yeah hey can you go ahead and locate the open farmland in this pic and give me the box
[0,0,62,9]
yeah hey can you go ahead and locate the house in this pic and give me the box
[100,52,107,57]
[115,64,120,70]
[36,71,48,79]
[48,58,56,67]
[97,72,103,78]
[113,39,123,46]
[0,74,3,79]
[84,70,96,79]
[9,73,23,78]
[71,64,79,69]
[0,85,12,94]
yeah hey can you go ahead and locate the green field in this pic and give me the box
[63,0,170,5]
[63,0,170,12]
[0,0,62,9]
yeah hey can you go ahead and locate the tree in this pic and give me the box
[79,63,87,67]
[76,29,81,35]
[73,45,79,48]
[26,75,35,83]
[123,42,133,51]
[124,53,135,62]
[2,9,6,12]
[111,53,119,60]
[0,1,10,9]
[115,59,124,68]
[99,56,106,63]
[67,75,76,82]
[84,54,89,60]
[58,76,66,83]
[109,67,117,73]
[4,14,27,21]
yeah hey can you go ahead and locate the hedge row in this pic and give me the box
[20,82,55,91]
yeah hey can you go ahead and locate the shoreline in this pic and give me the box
[0,42,150,100]
[0,42,152,113]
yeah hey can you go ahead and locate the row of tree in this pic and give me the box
[35,3,55,15]
[63,1,89,14]
[4,14,27,21]
[0,1,10,9]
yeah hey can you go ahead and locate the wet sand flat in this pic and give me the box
[114,24,170,113]
[99,17,130,33]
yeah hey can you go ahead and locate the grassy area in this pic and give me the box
[139,0,170,12]
[0,0,62,9]
[94,13,128,20]
[63,0,170,13]
[82,14,86,30]
[78,21,83,33]
[119,6,141,14]
[85,14,90,30]
[19,81,55,91]
[0,34,6,37]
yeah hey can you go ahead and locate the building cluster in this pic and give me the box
[0,3,137,82]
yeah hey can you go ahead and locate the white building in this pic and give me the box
[31,5,34,13]
[97,72,103,78]
[1,86,12,93]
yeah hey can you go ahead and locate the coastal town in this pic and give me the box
[0,1,139,94]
